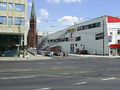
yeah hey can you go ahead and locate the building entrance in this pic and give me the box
[70,44,74,54]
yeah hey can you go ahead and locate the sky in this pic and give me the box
[27,0,120,32]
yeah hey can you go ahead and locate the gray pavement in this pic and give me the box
[0,57,120,90]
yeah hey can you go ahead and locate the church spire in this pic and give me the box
[31,0,36,18]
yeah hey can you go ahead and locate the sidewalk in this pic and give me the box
[69,54,120,58]
[0,55,53,61]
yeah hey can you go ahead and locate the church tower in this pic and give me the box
[27,0,37,48]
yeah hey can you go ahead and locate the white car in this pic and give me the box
[45,51,54,56]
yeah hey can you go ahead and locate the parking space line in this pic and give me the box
[35,87,51,90]
[101,77,116,81]
[72,82,88,85]
[1,76,37,80]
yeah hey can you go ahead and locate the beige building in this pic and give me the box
[0,0,27,56]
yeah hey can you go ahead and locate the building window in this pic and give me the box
[118,40,120,43]
[0,2,7,11]
[95,33,103,40]
[15,4,25,12]
[75,44,77,46]
[75,36,81,41]
[0,16,6,25]
[110,32,113,34]
[8,17,13,25]
[66,37,69,41]
[118,30,120,34]
[8,3,13,11]
[15,17,25,26]
[77,22,101,31]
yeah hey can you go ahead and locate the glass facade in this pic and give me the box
[0,16,6,25]
[0,2,7,11]
[15,17,25,26]
[8,17,13,25]
[0,34,22,55]
[15,4,25,12]
[8,3,13,11]
[0,2,25,12]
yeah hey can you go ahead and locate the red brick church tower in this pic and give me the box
[27,0,37,48]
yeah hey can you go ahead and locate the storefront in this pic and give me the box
[0,34,24,56]
[109,44,120,56]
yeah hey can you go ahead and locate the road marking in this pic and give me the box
[101,77,116,81]
[35,87,51,90]
[72,82,87,85]
[55,62,64,64]
[1,76,36,80]
[61,73,70,75]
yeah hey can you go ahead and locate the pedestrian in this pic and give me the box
[63,52,65,57]
[66,51,69,56]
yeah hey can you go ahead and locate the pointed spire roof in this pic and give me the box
[31,0,36,18]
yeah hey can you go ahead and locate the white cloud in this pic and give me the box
[47,0,61,3]
[63,0,81,3]
[39,9,49,18]
[37,18,41,24]
[58,16,80,25]
[46,0,82,3]
[28,2,32,7]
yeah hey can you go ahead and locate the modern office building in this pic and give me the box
[38,16,120,56]
[0,0,27,55]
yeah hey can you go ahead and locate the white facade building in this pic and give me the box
[38,16,120,56]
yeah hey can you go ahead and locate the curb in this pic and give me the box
[69,54,120,59]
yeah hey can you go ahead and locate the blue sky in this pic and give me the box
[27,0,120,32]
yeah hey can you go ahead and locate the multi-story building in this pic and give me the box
[38,16,120,56]
[0,0,27,55]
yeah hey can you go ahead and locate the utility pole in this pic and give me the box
[103,20,105,56]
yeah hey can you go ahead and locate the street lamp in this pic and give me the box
[18,18,25,57]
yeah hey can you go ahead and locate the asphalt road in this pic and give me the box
[0,56,120,90]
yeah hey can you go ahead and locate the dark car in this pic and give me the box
[1,51,15,57]
[77,50,88,54]
[53,52,61,56]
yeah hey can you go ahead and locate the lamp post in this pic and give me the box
[18,18,25,57]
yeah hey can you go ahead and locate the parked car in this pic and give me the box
[37,49,42,55]
[45,51,54,56]
[78,50,88,54]
[53,52,61,56]
[1,51,15,57]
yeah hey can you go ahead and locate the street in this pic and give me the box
[0,56,120,90]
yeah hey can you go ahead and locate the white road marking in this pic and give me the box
[1,76,36,80]
[35,87,51,90]
[72,82,87,85]
[101,77,116,81]
[61,73,70,75]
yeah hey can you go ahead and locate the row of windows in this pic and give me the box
[0,16,25,26]
[95,33,104,40]
[48,37,69,43]
[77,22,101,31]
[48,33,103,44]
[0,2,25,12]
